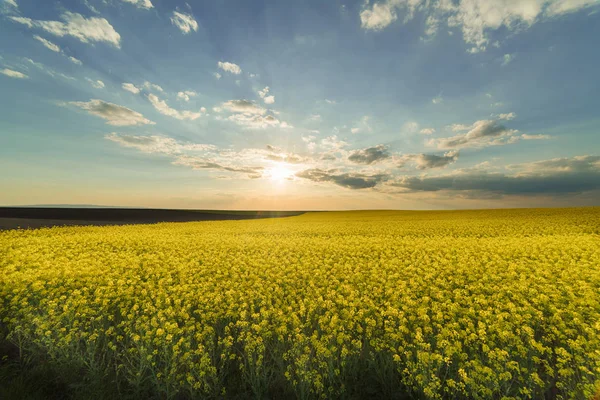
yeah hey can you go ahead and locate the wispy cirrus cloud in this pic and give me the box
[10,12,121,48]
[85,78,105,89]
[68,99,154,126]
[105,133,215,155]
[69,56,82,65]
[21,57,75,80]
[33,35,60,52]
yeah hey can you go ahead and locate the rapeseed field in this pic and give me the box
[1,208,599,399]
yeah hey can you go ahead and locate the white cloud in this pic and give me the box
[69,99,154,126]
[33,35,60,52]
[69,56,82,65]
[217,61,242,75]
[120,0,153,9]
[227,113,290,129]
[432,95,443,104]
[325,99,336,104]
[321,135,349,150]
[502,53,516,66]
[359,0,600,52]
[521,133,551,140]
[351,128,361,134]
[430,119,519,149]
[105,133,215,154]
[423,15,439,39]
[142,81,163,92]
[0,68,28,79]
[450,123,471,131]
[177,90,197,102]
[170,11,198,34]
[420,128,436,135]
[497,112,516,120]
[4,0,18,8]
[122,82,140,94]
[545,0,600,15]
[10,12,121,48]
[220,99,266,115]
[213,72,222,80]
[86,78,105,89]
[258,86,275,104]
[147,94,204,121]
[360,2,398,30]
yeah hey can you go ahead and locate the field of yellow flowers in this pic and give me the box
[1,208,599,399]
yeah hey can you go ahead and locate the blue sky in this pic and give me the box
[1,0,599,210]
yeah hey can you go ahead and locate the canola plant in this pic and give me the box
[1,208,599,399]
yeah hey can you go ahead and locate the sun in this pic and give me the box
[268,163,294,182]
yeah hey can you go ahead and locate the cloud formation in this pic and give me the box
[22,57,74,80]
[420,128,435,135]
[177,90,197,102]
[398,151,460,169]
[219,99,265,115]
[1,68,27,79]
[69,99,154,126]
[105,133,215,154]
[173,157,264,179]
[296,169,389,189]
[122,82,140,94]
[86,78,105,89]
[348,145,390,165]
[502,53,515,66]
[147,94,204,121]
[69,56,82,65]
[359,0,600,52]
[120,0,153,9]
[258,86,275,104]
[388,155,600,196]
[10,12,121,48]
[497,112,516,121]
[217,61,242,75]
[33,35,60,52]
[430,119,518,149]
[170,11,198,34]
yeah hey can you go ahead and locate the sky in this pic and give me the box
[0,0,599,210]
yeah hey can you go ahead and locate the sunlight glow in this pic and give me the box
[267,163,294,182]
